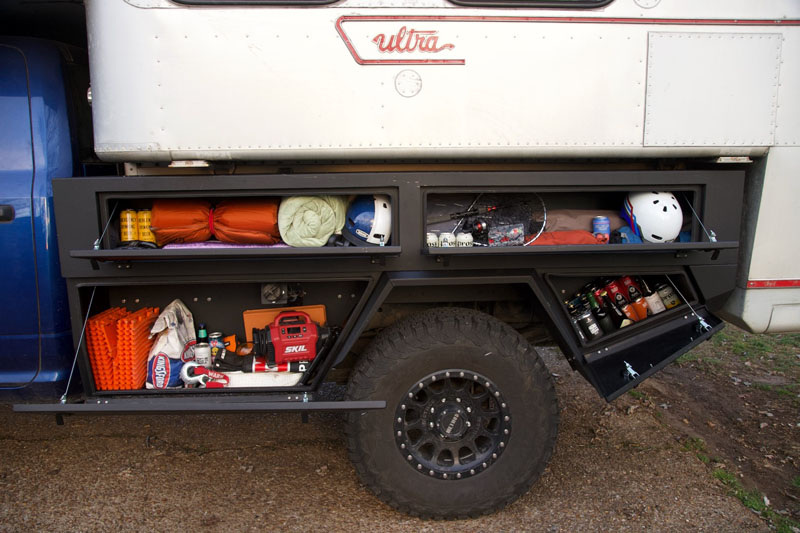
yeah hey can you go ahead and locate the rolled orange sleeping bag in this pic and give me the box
[150,198,281,246]
[213,199,280,244]
[150,199,211,246]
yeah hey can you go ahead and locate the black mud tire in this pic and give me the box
[345,308,559,519]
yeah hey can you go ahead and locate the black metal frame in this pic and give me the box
[42,169,744,412]
[15,397,386,414]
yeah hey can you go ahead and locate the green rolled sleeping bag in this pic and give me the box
[278,195,348,247]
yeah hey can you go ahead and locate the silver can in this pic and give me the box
[194,343,211,368]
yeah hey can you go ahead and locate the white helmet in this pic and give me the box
[623,192,684,243]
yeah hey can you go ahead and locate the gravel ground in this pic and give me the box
[0,348,767,532]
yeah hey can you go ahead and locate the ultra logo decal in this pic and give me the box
[372,26,455,54]
[336,16,464,65]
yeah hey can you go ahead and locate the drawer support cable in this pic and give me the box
[93,202,119,250]
[60,286,97,404]
[682,194,717,243]
[665,275,713,333]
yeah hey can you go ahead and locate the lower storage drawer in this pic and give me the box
[73,279,367,395]
[544,270,722,400]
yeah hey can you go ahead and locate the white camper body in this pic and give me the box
[85,0,800,332]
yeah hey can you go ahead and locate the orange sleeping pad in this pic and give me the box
[150,198,280,246]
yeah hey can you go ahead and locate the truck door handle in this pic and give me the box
[0,205,15,222]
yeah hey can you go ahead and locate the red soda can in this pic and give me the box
[605,279,628,308]
[620,276,643,302]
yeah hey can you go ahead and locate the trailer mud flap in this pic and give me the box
[583,307,723,401]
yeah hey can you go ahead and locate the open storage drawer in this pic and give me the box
[541,269,723,400]
[53,175,401,273]
[71,277,371,395]
[422,170,743,258]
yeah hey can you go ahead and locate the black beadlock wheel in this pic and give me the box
[346,308,559,519]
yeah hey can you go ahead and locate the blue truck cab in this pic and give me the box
[0,37,76,396]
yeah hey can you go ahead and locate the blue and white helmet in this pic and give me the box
[343,195,392,246]
[623,191,683,243]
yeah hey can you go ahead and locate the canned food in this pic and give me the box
[576,309,604,340]
[426,232,440,247]
[455,232,474,247]
[209,332,225,359]
[194,343,211,368]
[657,283,682,309]
[120,209,138,243]
[137,209,156,244]
[592,216,611,243]
[439,233,456,247]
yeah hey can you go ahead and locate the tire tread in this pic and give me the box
[345,307,559,519]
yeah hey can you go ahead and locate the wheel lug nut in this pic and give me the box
[430,408,435,413]
[417,464,422,470]
[492,453,497,459]
[407,455,412,461]
[466,421,471,427]
[443,474,448,479]
[485,381,490,387]
[408,393,413,398]
[494,391,500,397]
[459,372,464,377]
[445,372,450,377]
[466,407,472,413]
[429,422,435,428]
[504,429,509,435]
[501,403,506,408]
[504,416,509,422]
[401,404,406,410]
[470,469,475,475]
[456,473,462,479]
[441,398,446,403]
[456,398,461,403]
[397,417,402,423]
[401,444,406,449]
[500,442,505,448]
[482,462,488,469]
[429,470,435,476]
[397,431,402,437]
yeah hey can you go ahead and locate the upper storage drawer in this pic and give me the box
[422,170,743,258]
[54,174,401,276]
